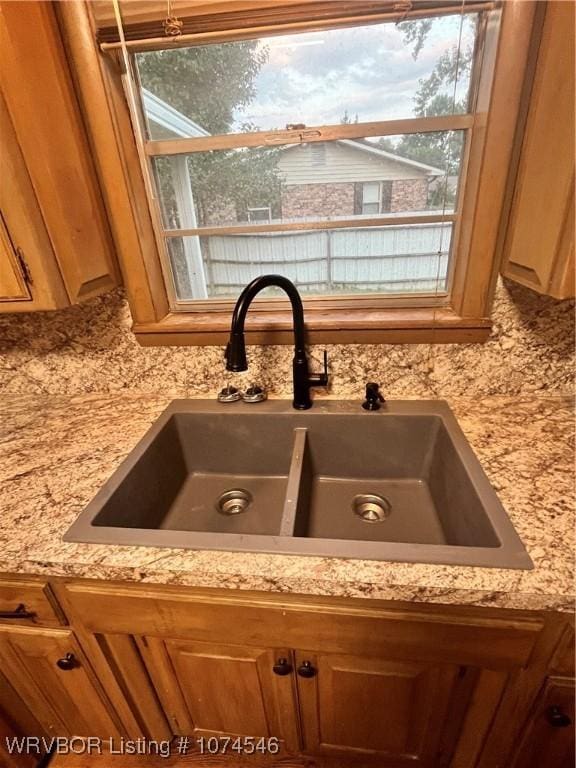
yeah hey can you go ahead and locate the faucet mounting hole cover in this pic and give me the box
[352,494,391,523]
[216,489,252,516]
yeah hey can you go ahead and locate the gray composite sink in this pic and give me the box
[64,400,533,569]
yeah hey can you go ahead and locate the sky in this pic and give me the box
[231,15,476,132]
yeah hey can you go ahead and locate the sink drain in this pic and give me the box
[352,494,391,523]
[216,489,252,516]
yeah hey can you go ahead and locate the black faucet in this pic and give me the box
[225,275,328,410]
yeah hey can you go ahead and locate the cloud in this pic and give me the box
[233,14,475,130]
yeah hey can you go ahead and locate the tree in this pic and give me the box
[137,43,281,227]
[392,16,477,204]
[397,17,475,117]
[136,43,267,135]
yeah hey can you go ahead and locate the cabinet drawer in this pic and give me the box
[0,579,66,627]
[61,582,543,669]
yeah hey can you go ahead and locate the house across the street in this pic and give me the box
[277,139,443,220]
[143,90,452,299]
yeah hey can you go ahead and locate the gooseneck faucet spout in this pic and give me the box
[225,275,328,410]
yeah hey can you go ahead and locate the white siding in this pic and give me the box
[277,142,430,186]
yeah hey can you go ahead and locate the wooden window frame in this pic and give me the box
[57,0,538,346]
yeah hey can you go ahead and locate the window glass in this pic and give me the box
[166,223,452,301]
[362,182,381,214]
[152,131,464,230]
[133,10,481,308]
[136,14,477,139]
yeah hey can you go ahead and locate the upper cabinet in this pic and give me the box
[500,0,575,299]
[0,210,30,304]
[0,2,120,313]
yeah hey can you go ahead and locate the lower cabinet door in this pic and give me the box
[295,650,460,765]
[511,676,575,768]
[0,625,121,738]
[137,637,300,751]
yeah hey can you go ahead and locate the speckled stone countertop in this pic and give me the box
[0,393,573,612]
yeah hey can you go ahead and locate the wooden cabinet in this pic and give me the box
[55,581,552,767]
[501,0,575,299]
[0,578,67,628]
[296,650,461,764]
[0,669,46,768]
[511,676,575,768]
[134,634,503,766]
[0,213,31,303]
[137,637,299,750]
[0,576,573,767]
[0,625,121,739]
[0,3,119,313]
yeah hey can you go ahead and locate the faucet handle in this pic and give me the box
[309,350,329,388]
[323,349,329,385]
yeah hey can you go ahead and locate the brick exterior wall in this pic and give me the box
[281,179,429,218]
[282,183,355,219]
[390,179,429,212]
[203,178,430,224]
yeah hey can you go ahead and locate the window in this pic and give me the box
[360,182,393,215]
[361,183,381,216]
[132,14,476,305]
[80,0,537,343]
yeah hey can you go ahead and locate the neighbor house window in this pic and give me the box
[360,182,393,215]
[361,183,381,215]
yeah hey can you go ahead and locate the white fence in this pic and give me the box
[172,223,452,299]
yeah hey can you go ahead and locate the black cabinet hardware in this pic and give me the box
[297,661,316,678]
[546,705,572,727]
[0,603,35,620]
[56,653,78,671]
[272,658,293,676]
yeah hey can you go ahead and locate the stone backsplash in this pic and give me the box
[0,278,573,397]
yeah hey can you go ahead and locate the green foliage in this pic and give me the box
[188,147,283,225]
[396,18,434,60]
[137,43,281,225]
[375,137,396,153]
[392,16,477,204]
[136,42,267,135]
[412,46,473,118]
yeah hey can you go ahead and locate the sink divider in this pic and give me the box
[279,428,308,537]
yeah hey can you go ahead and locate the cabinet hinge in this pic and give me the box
[16,247,33,286]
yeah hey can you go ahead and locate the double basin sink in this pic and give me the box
[64,400,532,569]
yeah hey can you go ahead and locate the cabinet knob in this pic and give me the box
[297,660,316,678]
[272,658,293,676]
[56,653,78,671]
[546,705,572,728]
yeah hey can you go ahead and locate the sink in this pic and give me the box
[88,413,296,537]
[64,400,533,569]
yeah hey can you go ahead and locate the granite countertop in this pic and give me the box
[0,393,573,612]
